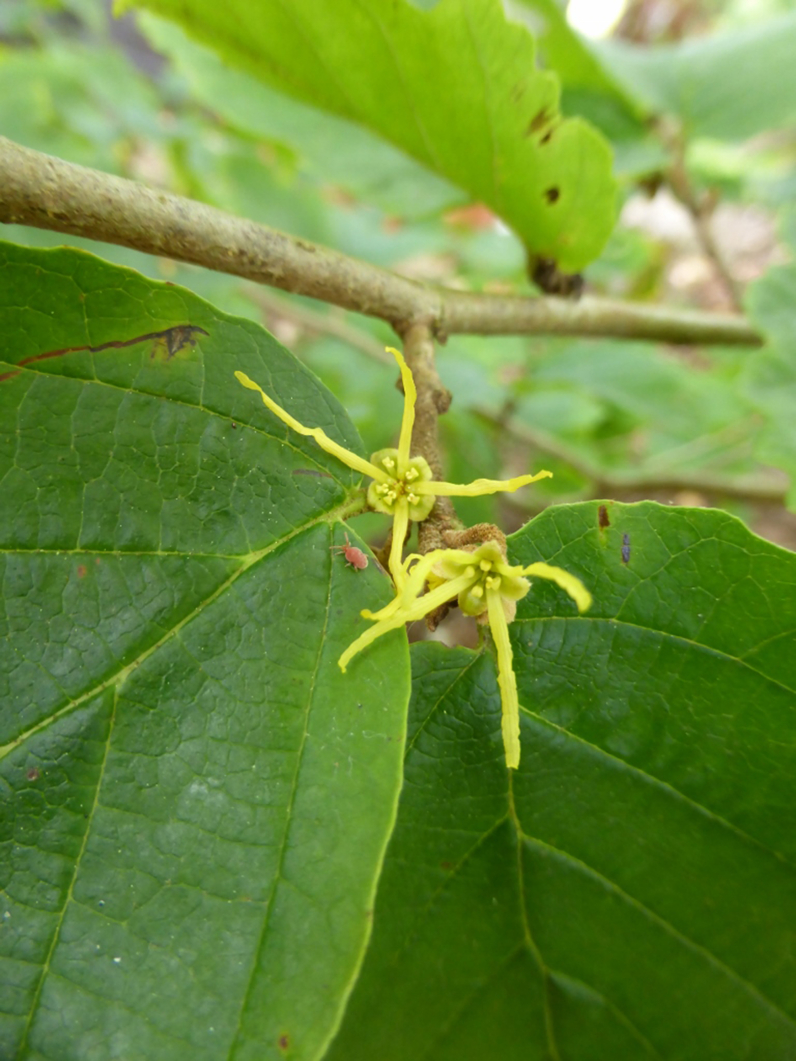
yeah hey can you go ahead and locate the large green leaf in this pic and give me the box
[328,502,796,1059]
[597,12,796,142]
[123,0,618,272]
[0,242,410,1061]
[137,14,464,220]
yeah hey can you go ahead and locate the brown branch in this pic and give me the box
[400,322,457,555]
[0,136,763,348]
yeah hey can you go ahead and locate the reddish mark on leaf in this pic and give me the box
[440,860,454,871]
[331,533,368,570]
[278,1034,290,1051]
[598,505,610,530]
[76,564,87,579]
[622,533,631,564]
[544,187,561,204]
[0,324,209,383]
[95,557,101,565]
[27,767,41,782]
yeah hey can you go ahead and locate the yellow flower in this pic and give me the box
[338,541,591,770]
[236,348,551,585]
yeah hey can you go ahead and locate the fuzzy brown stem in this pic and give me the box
[401,321,457,555]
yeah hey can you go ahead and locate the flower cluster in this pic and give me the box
[236,348,591,768]
[339,539,590,768]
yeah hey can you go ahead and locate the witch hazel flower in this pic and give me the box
[338,538,591,769]
[236,349,590,769]
[236,347,551,585]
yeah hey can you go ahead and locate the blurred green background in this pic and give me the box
[2,0,795,559]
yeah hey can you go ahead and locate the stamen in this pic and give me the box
[405,467,419,482]
[480,560,492,572]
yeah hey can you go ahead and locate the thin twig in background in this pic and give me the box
[662,124,745,311]
[476,410,789,505]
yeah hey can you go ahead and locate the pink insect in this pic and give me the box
[331,532,369,570]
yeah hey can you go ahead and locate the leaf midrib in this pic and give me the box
[0,504,351,761]
[227,522,335,1058]
[400,655,796,1046]
[2,359,360,491]
[516,613,796,697]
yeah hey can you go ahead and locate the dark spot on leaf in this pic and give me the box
[544,187,560,204]
[231,422,237,429]
[440,860,453,871]
[27,768,40,782]
[278,1034,289,1051]
[527,106,553,135]
[622,533,631,564]
[1,324,209,383]
[77,564,87,578]
[540,128,554,145]
[531,257,584,298]
[598,505,610,530]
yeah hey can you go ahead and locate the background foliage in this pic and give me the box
[1,0,795,1058]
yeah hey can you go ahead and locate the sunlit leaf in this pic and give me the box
[123,0,618,272]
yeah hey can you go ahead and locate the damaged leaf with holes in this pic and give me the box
[122,0,618,272]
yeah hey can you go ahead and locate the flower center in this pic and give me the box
[370,454,425,509]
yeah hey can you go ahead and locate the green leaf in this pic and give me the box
[123,0,618,272]
[598,12,796,141]
[0,241,410,1061]
[137,13,464,220]
[328,502,796,1059]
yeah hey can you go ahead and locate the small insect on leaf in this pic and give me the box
[331,532,369,571]
[622,533,631,564]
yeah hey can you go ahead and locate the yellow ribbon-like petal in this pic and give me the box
[486,587,521,770]
[417,470,553,497]
[235,371,390,483]
[387,499,410,588]
[338,571,474,673]
[387,346,417,476]
[521,562,592,613]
